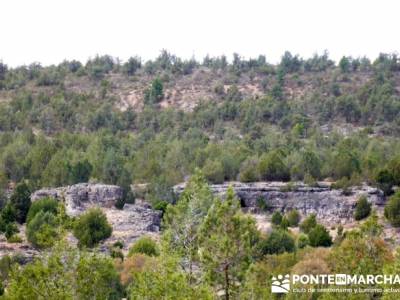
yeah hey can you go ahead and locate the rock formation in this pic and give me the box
[30,183,162,252]
[174,181,385,226]
[31,183,124,216]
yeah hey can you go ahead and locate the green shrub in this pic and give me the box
[153,200,168,213]
[73,208,112,248]
[26,197,59,224]
[384,191,400,227]
[258,150,290,181]
[308,224,332,247]
[286,209,301,227]
[271,211,283,226]
[202,160,224,184]
[297,234,309,249]
[300,213,317,233]
[9,182,31,224]
[7,234,22,243]
[238,157,260,182]
[258,230,295,255]
[144,78,164,104]
[5,223,18,240]
[128,236,159,257]
[26,211,59,249]
[354,195,371,221]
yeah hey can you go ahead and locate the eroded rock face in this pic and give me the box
[102,202,161,251]
[31,183,123,216]
[31,184,162,251]
[174,181,385,226]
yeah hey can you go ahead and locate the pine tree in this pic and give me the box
[199,187,259,300]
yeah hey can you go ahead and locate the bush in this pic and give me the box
[9,182,31,224]
[271,211,283,226]
[153,200,168,213]
[354,195,371,221]
[73,208,112,248]
[128,236,159,257]
[287,209,301,227]
[26,211,59,249]
[375,169,395,196]
[202,160,224,184]
[238,157,260,182]
[26,197,59,224]
[308,224,332,247]
[144,78,164,104]
[5,223,18,240]
[297,234,309,249]
[258,230,296,255]
[258,151,290,181]
[300,213,317,233]
[384,191,400,227]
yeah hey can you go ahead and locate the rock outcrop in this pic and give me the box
[174,181,385,226]
[31,183,123,216]
[30,184,162,251]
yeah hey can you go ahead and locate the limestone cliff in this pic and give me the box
[174,181,385,226]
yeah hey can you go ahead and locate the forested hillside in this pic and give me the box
[1,52,400,299]
[0,52,400,206]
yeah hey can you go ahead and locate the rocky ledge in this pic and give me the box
[26,184,162,254]
[174,181,385,226]
[31,183,124,216]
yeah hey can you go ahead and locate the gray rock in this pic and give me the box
[31,183,162,251]
[31,183,123,216]
[174,181,385,226]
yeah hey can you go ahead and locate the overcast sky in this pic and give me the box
[1,0,399,67]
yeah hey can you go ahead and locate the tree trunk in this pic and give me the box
[225,265,230,300]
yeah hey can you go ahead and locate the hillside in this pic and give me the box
[1,51,400,298]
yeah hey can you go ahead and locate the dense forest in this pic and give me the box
[1,51,400,299]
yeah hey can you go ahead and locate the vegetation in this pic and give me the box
[1,51,400,298]
[73,208,112,248]
[128,236,159,257]
[384,191,400,227]
[354,195,372,220]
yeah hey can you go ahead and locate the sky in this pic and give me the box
[1,0,399,67]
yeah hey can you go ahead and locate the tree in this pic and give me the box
[128,236,159,257]
[73,208,112,248]
[339,56,351,73]
[308,224,332,247]
[376,168,395,196]
[384,191,400,227]
[271,211,283,226]
[71,159,92,183]
[26,211,59,249]
[0,62,7,81]
[123,56,141,76]
[258,150,290,181]
[144,78,164,104]
[26,197,59,224]
[287,209,301,227]
[258,229,295,255]
[102,149,123,185]
[299,213,317,233]
[354,195,371,220]
[239,157,260,182]
[202,160,225,184]
[199,187,259,300]
[297,234,309,249]
[162,170,214,280]
[128,255,214,300]
[9,182,31,223]
[4,244,123,299]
